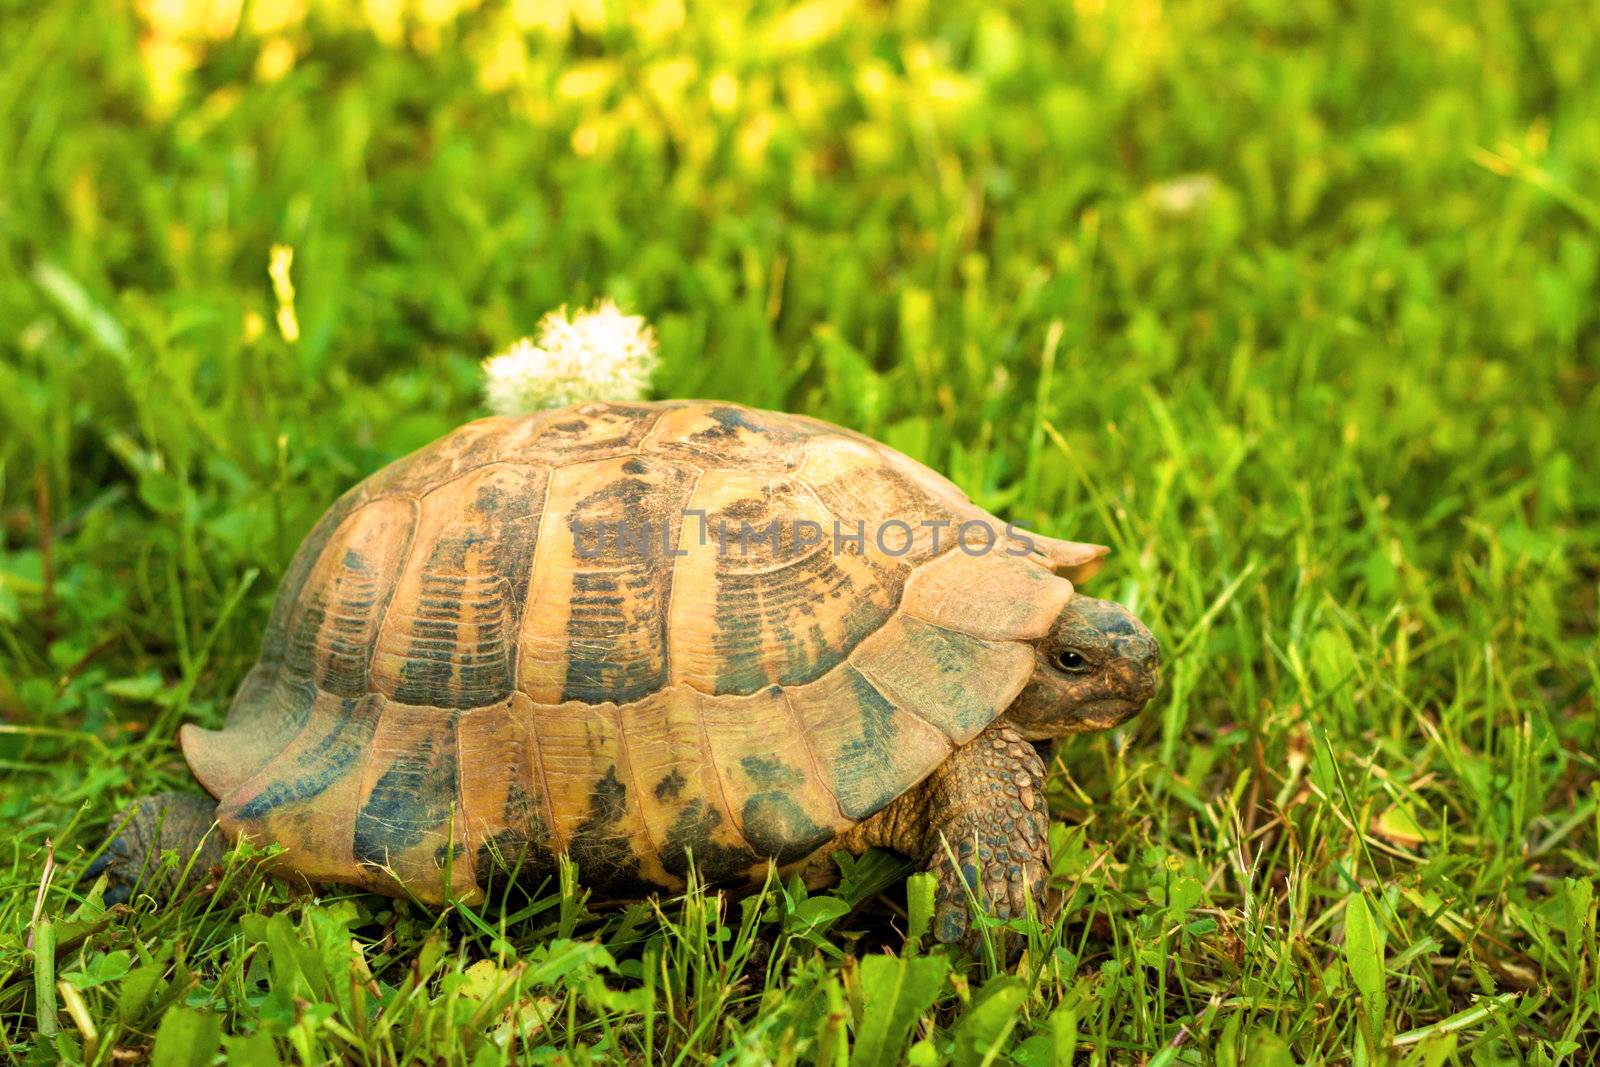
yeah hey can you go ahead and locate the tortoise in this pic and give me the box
[92,399,1159,948]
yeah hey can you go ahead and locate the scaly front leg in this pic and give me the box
[922,723,1050,950]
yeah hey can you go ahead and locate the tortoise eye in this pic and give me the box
[1054,649,1088,674]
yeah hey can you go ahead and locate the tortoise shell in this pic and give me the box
[180,400,1107,902]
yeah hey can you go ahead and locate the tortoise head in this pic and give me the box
[1005,595,1160,738]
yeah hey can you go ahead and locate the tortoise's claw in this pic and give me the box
[931,847,979,952]
[935,902,971,948]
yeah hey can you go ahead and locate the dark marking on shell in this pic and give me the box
[306,500,420,704]
[392,470,543,707]
[700,406,772,438]
[660,799,759,883]
[568,767,660,897]
[318,547,388,697]
[285,586,330,683]
[740,753,793,788]
[353,723,459,871]
[392,553,465,703]
[251,487,364,676]
[653,768,687,801]
[737,755,832,863]
[231,696,380,821]
[704,482,902,695]
[474,776,559,894]
[474,830,559,896]
[559,461,695,704]
[829,672,904,819]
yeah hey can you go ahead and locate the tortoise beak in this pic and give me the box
[1070,698,1143,731]
[1129,658,1160,705]
[1067,657,1158,731]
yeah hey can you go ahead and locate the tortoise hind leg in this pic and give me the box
[85,793,224,906]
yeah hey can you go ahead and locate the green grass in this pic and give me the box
[2,0,1598,1062]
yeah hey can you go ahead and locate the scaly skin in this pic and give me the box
[85,793,223,905]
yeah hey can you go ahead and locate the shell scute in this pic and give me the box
[901,548,1074,642]
[698,685,848,862]
[850,615,1036,745]
[189,494,414,799]
[345,700,475,897]
[524,700,672,893]
[618,686,756,881]
[640,402,811,472]
[364,416,515,498]
[456,697,559,891]
[203,690,381,885]
[666,468,905,696]
[370,463,547,708]
[786,665,952,820]
[308,496,417,698]
[518,455,698,705]
[511,401,672,464]
[800,435,967,563]
[248,483,367,679]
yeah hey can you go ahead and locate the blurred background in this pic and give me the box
[1,0,1597,1060]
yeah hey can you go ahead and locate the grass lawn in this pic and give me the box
[2,0,1598,1062]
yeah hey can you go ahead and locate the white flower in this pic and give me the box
[1146,174,1219,217]
[482,299,658,415]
